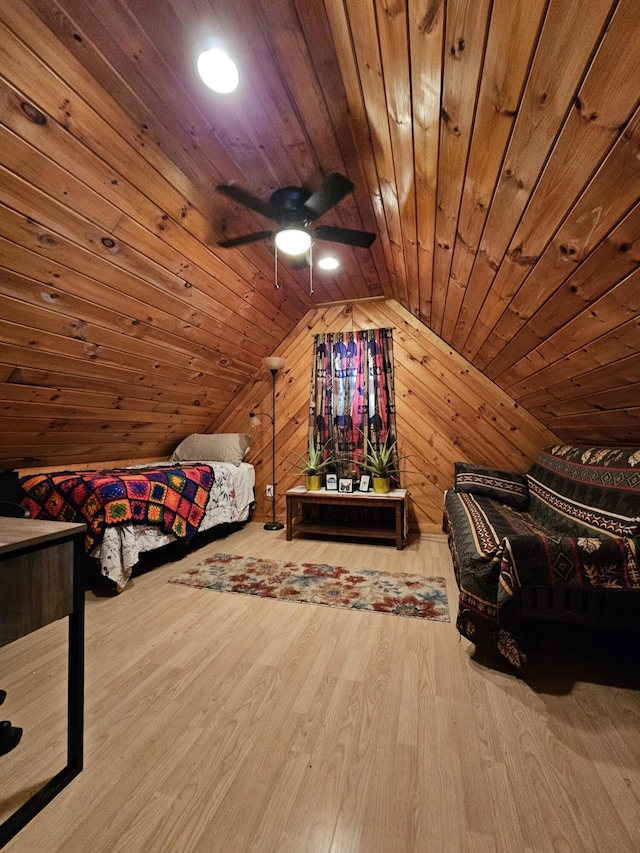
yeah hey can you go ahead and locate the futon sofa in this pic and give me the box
[443,445,640,669]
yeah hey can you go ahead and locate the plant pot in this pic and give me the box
[305,474,322,491]
[372,475,391,494]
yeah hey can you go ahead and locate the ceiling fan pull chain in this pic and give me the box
[309,243,314,296]
[274,243,280,290]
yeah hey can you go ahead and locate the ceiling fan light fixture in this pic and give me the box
[318,255,339,270]
[274,227,312,256]
[197,47,239,94]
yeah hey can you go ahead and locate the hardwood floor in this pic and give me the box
[2,522,639,852]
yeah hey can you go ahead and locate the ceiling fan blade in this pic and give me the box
[314,224,376,248]
[216,184,276,220]
[302,173,354,220]
[218,230,274,248]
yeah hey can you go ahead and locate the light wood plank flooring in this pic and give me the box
[2,522,639,852]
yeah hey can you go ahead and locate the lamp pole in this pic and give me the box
[251,356,285,530]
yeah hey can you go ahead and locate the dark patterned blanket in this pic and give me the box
[444,489,640,669]
[445,445,640,668]
[19,464,215,552]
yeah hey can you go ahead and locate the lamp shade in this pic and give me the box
[274,227,312,256]
[263,356,285,371]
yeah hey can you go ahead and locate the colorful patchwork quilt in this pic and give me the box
[20,464,215,552]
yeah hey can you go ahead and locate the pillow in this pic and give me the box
[454,461,529,510]
[170,433,250,466]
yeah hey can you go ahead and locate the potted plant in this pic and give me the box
[359,432,413,494]
[288,435,335,491]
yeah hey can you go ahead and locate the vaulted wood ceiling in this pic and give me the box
[1,0,639,468]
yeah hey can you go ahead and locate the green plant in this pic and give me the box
[288,435,335,476]
[359,432,414,479]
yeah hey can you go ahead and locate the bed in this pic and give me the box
[18,433,255,591]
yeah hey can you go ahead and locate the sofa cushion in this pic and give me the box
[454,462,530,510]
[527,445,640,538]
[444,489,549,563]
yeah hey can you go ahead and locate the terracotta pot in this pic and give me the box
[305,474,322,491]
[372,475,391,494]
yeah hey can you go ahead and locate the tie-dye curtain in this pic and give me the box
[309,328,399,483]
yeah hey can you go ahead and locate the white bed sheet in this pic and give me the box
[93,461,255,591]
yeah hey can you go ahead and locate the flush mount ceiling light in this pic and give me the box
[274,227,312,256]
[197,47,239,94]
[317,255,339,270]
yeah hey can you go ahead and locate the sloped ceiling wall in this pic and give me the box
[212,299,559,529]
[1,0,639,472]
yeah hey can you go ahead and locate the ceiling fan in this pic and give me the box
[216,173,377,257]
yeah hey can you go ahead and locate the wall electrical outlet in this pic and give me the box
[265,484,274,498]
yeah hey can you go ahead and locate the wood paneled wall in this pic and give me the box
[1,0,638,469]
[212,298,559,531]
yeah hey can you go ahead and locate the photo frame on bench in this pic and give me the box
[325,473,338,491]
[358,474,371,492]
[339,477,354,493]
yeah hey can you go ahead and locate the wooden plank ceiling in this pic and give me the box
[1,0,639,468]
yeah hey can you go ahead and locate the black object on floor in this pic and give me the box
[0,721,23,755]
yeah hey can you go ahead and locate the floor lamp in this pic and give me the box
[250,356,285,530]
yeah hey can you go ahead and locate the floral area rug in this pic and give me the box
[168,553,449,621]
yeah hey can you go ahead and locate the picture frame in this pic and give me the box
[325,473,338,491]
[338,477,354,493]
[358,474,371,492]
